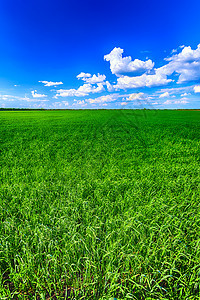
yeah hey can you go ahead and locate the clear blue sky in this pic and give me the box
[1,0,200,109]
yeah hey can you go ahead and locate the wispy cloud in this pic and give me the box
[85,94,119,104]
[0,94,48,102]
[156,85,194,95]
[127,92,145,101]
[159,92,169,98]
[39,81,63,87]
[163,99,189,105]
[52,101,69,107]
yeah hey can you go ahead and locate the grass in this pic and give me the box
[0,109,200,299]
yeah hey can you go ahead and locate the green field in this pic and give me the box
[0,110,200,299]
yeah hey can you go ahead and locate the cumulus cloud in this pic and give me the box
[49,44,200,104]
[104,44,200,91]
[39,81,63,87]
[76,100,85,105]
[76,72,91,79]
[114,73,172,90]
[55,83,105,98]
[194,85,200,93]
[31,90,47,98]
[157,44,200,83]
[127,92,145,101]
[77,72,106,84]
[104,47,154,76]
[181,92,191,97]
[159,92,170,98]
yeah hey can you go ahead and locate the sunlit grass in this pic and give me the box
[0,109,200,299]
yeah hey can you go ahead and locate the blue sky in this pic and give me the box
[1,0,200,109]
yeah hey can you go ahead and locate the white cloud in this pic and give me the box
[78,100,85,105]
[194,85,200,93]
[157,44,200,83]
[39,81,63,87]
[163,100,173,105]
[104,47,154,76]
[159,92,170,98]
[177,100,189,104]
[52,102,63,107]
[0,94,48,102]
[55,83,105,97]
[157,86,194,95]
[105,81,114,92]
[181,92,191,97]
[86,94,119,104]
[114,73,172,90]
[171,49,177,54]
[52,101,69,107]
[31,90,47,98]
[31,44,200,107]
[163,99,189,105]
[51,44,200,100]
[109,44,200,91]
[120,102,128,105]
[75,100,85,105]
[76,72,91,79]
[127,92,145,101]
[77,72,106,84]
[62,101,69,106]
[0,95,17,101]
[24,99,48,102]
[22,96,48,102]
[84,74,106,84]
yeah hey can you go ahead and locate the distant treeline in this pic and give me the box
[0,108,46,111]
[0,108,199,111]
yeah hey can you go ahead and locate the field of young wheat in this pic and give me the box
[0,110,199,299]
